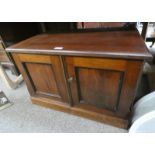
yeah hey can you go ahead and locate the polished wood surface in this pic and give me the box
[75,68,121,109]
[65,57,143,117]
[12,54,69,104]
[7,31,152,128]
[7,31,152,60]
[26,63,59,97]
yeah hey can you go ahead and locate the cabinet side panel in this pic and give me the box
[118,60,143,117]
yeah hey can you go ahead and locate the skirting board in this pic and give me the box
[31,96,129,129]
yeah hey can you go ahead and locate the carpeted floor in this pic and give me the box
[0,69,127,133]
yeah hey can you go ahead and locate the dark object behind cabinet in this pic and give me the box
[0,22,75,46]
[76,22,136,31]
[0,23,40,45]
[6,30,152,129]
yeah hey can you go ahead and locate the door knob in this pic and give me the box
[68,77,73,83]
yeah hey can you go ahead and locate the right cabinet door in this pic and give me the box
[65,56,142,117]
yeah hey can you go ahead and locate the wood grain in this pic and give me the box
[8,30,150,128]
[6,31,152,60]
[65,57,125,113]
[12,53,69,104]
[26,63,60,98]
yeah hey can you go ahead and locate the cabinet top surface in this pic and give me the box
[6,31,152,60]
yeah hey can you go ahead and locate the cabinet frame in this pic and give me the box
[11,53,144,128]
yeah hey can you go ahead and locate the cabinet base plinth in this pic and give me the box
[31,96,129,129]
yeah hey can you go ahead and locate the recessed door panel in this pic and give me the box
[76,67,123,110]
[65,57,125,112]
[13,54,69,103]
[25,63,60,98]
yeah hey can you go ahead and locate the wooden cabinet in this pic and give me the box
[6,31,152,128]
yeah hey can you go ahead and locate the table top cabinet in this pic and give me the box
[6,31,152,128]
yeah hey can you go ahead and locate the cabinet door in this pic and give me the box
[13,54,69,104]
[65,56,142,117]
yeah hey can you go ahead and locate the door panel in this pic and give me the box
[75,67,124,110]
[13,54,69,103]
[65,56,142,117]
[25,63,60,98]
[65,56,126,113]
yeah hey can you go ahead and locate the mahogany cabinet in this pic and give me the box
[6,31,152,128]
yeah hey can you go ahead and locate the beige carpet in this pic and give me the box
[0,69,127,133]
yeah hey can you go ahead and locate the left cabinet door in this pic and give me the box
[12,54,69,104]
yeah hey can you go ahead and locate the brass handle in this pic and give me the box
[68,77,73,83]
